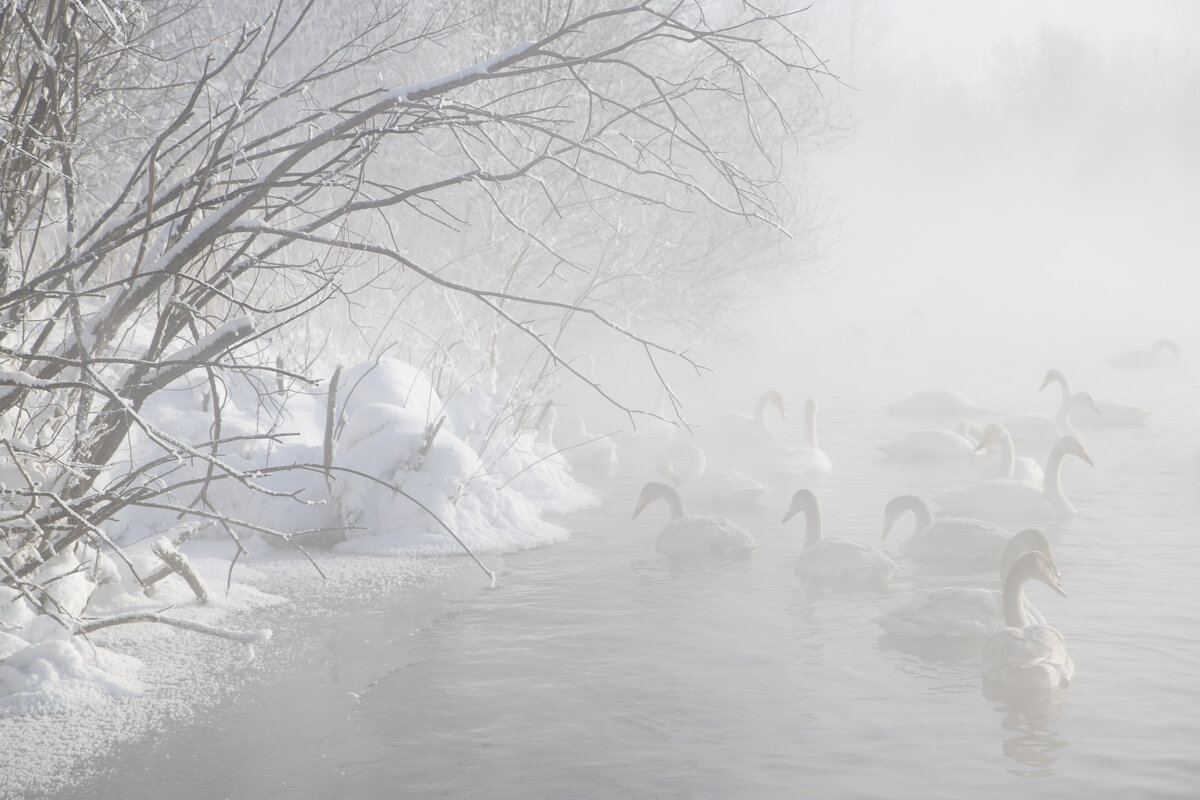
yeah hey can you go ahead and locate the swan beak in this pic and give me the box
[1080,449,1095,466]
[632,502,646,519]
[781,509,797,523]
[973,436,990,453]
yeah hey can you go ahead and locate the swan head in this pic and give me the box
[881,495,931,540]
[1000,528,1054,582]
[633,481,682,519]
[1152,337,1181,362]
[973,423,1011,454]
[654,443,704,485]
[1070,391,1100,415]
[804,398,818,417]
[1006,550,1067,598]
[1039,368,1068,392]
[761,389,787,419]
[781,488,818,523]
[1052,434,1094,466]
[955,420,984,445]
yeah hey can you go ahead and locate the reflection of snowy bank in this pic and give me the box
[0,357,598,797]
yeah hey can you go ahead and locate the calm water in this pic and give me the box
[43,344,1200,799]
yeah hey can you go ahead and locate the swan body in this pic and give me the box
[784,489,897,584]
[976,423,1043,486]
[874,529,1053,638]
[783,398,833,476]
[999,391,1098,445]
[1041,368,1151,428]
[633,481,756,557]
[881,494,1011,569]
[887,390,998,418]
[1107,338,1180,370]
[655,443,767,506]
[934,435,1094,521]
[981,550,1073,689]
[877,422,981,461]
[560,415,618,472]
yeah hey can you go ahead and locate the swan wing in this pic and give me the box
[875,587,1005,638]
[798,538,897,582]
[657,514,757,556]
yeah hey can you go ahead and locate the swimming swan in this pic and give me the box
[783,489,897,584]
[881,494,1012,569]
[1107,338,1180,370]
[934,435,1094,522]
[874,529,1054,638]
[887,389,998,418]
[633,481,757,557]
[999,390,1098,445]
[782,398,833,476]
[981,550,1073,689]
[876,422,982,461]
[560,415,618,472]
[705,389,786,440]
[975,423,1043,485]
[1041,368,1150,428]
[655,443,767,506]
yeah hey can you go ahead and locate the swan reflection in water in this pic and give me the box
[987,686,1070,778]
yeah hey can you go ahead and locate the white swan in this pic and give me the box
[655,443,767,506]
[934,435,1094,522]
[881,494,1012,569]
[1041,368,1151,428]
[705,389,786,440]
[887,389,998,418]
[975,423,1043,486]
[999,390,1098,445]
[560,415,618,472]
[874,529,1054,638]
[981,550,1073,689]
[876,421,982,461]
[783,489,897,585]
[633,481,757,558]
[781,398,833,476]
[1107,338,1180,370]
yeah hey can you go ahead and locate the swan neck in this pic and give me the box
[1043,447,1067,505]
[804,405,818,448]
[1002,569,1030,628]
[651,483,686,520]
[994,429,1016,477]
[803,503,822,545]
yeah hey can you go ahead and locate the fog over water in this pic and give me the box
[24,2,1200,798]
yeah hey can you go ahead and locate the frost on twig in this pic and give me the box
[75,613,272,645]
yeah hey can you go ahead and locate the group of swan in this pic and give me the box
[1041,368,1151,428]
[934,434,1094,522]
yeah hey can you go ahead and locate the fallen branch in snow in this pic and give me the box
[150,537,209,603]
[75,613,272,645]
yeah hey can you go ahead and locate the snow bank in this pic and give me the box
[0,351,597,783]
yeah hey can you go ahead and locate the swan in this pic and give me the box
[999,390,1098,445]
[1107,338,1180,370]
[975,423,1044,485]
[655,443,767,506]
[1041,368,1151,428]
[783,489,897,584]
[876,421,982,461]
[633,481,757,558]
[934,435,1094,522]
[981,550,1073,689]
[560,415,618,472]
[704,389,786,440]
[874,529,1055,638]
[781,398,833,476]
[880,494,1012,569]
[887,389,999,418]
